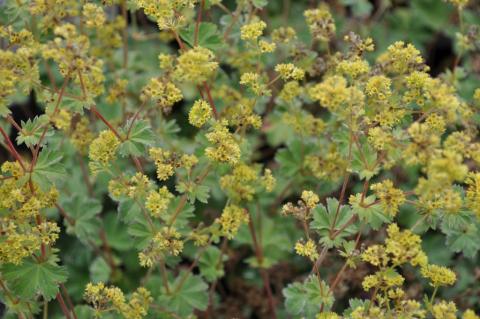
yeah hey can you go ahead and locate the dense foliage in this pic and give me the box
[1,0,480,318]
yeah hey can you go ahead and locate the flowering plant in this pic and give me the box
[1,0,480,318]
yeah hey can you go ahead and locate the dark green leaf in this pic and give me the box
[283,275,333,318]
[1,258,68,301]
[180,22,224,50]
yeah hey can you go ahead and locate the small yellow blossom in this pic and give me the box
[432,301,457,319]
[82,3,105,28]
[259,40,276,53]
[304,6,335,41]
[295,239,319,261]
[89,130,120,165]
[175,47,218,84]
[205,121,241,165]
[146,186,174,218]
[240,20,266,41]
[301,190,319,209]
[275,63,305,81]
[189,99,212,128]
[370,180,406,217]
[421,264,456,287]
[217,205,249,239]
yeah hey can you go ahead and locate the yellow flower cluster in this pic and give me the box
[240,20,267,41]
[304,6,336,41]
[139,227,184,267]
[141,78,183,112]
[205,121,241,165]
[107,79,128,104]
[174,47,218,84]
[336,58,370,79]
[82,3,106,28]
[71,117,95,155]
[216,205,249,239]
[308,76,349,112]
[148,147,194,181]
[370,180,406,217]
[135,0,196,30]
[279,81,303,102]
[377,41,425,74]
[465,172,480,218]
[259,40,276,53]
[240,72,270,96]
[220,164,258,202]
[365,75,392,103]
[146,186,174,218]
[432,301,457,319]
[295,239,319,261]
[272,26,297,43]
[301,190,319,209]
[84,282,152,319]
[189,99,212,128]
[421,264,456,287]
[89,130,120,170]
[274,63,305,81]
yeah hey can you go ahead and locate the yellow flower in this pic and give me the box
[141,78,182,112]
[205,120,241,165]
[377,41,425,75]
[146,186,174,218]
[432,301,457,319]
[240,20,266,41]
[370,179,406,217]
[89,130,120,165]
[82,3,105,28]
[189,99,212,128]
[259,40,276,53]
[309,76,349,112]
[295,239,319,261]
[336,58,370,79]
[421,264,456,287]
[175,46,218,84]
[465,172,480,218]
[275,63,305,81]
[149,147,175,181]
[217,205,249,239]
[304,6,335,41]
[464,310,480,319]
[301,190,319,209]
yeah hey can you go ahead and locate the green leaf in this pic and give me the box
[1,258,68,301]
[176,182,210,204]
[350,194,391,230]
[180,22,224,50]
[29,149,66,190]
[127,219,154,249]
[275,139,314,177]
[251,0,268,9]
[118,198,143,223]
[350,141,379,180]
[89,257,111,283]
[61,194,102,245]
[103,212,133,251]
[16,115,52,148]
[158,271,209,317]
[283,275,334,318]
[199,246,226,282]
[118,119,155,157]
[310,198,357,248]
[443,222,480,258]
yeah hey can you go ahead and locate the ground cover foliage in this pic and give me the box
[1,0,480,318]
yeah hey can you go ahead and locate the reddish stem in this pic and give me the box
[203,82,218,119]
[90,107,123,140]
[0,127,26,171]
